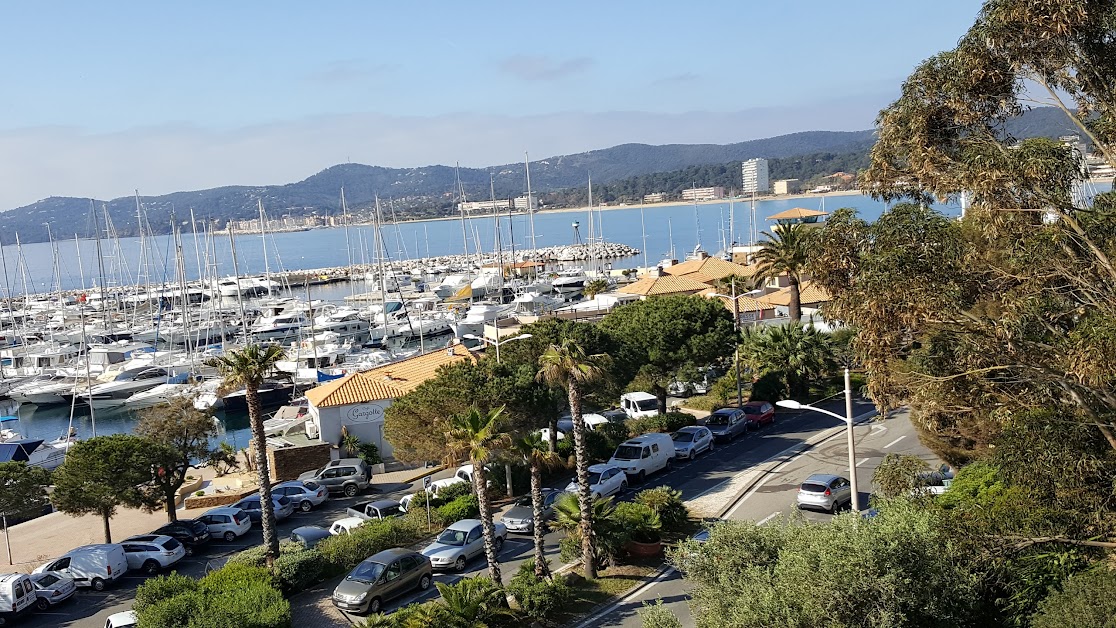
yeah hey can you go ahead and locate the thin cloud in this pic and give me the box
[652,72,700,86]
[305,60,395,85]
[499,55,593,81]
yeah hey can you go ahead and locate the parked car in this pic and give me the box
[0,573,37,624]
[233,494,296,523]
[620,392,659,419]
[332,548,434,615]
[796,474,853,513]
[556,413,614,433]
[329,518,365,536]
[28,571,76,610]
[501,489,564,534]
[120,535,186,574]
[705,407,749,441]
[151,519,211,556]
[290,526,332,549]
[421,519,507,572]
[273,480,329,512]
[345,499,404,522]
[197,507,252,542]
[672,425,714,460]
[607,433,675,482]
[105,610,138,628]
[565,464,627,499]
[298,458,371,497]
[34,544,128,591]
[741,401,775,428]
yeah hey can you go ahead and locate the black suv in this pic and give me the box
[152,519,212,555]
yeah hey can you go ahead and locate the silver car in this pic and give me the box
[672,426,714,460]
[421,519,507,572]
[233,494,296,523]
[501,489,564,534]
[796,474,852,513]
[332,548,433,615]
[273,480,329,512]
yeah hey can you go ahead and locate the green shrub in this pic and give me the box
[358,442,382,465]
[136,562,290,628]
[134,572,197,612]
[638,599,684,628]
[635,486,689,538]
[436,480,472,502]
[1030,567,1116,628]
[136,590,203,628]
[507,560,573,621]
[436,494,480,523]
[612,502,661,544]
[403,503,445,530]
[273,547,331,594]
[555,437,574,463]
[584,429,617,462]
[660,411,696,432]
[195,578,290,627]
[749,371,784,402]
[595,421,630,449]
[558,534,581,563]
[317,518,426,572]
[199,563,278,594]
[626,411,696,436]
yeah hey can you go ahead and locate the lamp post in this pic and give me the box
[710,284,757,407]
[776,368,860,512]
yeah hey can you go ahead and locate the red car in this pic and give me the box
[742,401,775,428]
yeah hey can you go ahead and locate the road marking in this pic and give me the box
[723,470,779,519]
[757,511,780,525]
[869,424,887,435]
[883,435,906,449]
[855,458,870,467]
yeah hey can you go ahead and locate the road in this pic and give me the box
[35,395,883,627]
[590,408,940,628]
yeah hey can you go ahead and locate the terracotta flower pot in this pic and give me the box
[625,539,663,557]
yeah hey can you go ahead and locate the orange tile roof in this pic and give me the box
[617,275,710,297]
[766,207,828,221]
[305,343,476,407]
[698,288,772,313]
[755,281,831,307]
[661,256,758,281]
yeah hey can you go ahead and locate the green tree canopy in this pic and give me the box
[600,295,735,413]
[135,397,218,521]
[738,322,835,398]
[0,461,51,521]
[52,434,162,543]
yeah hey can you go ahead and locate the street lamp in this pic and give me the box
[776,367,860,512]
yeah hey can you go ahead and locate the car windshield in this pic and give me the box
[706,413,731,425]
[801,483,827,493]
[437,528,468,546]
[743,406,762,415]
[302,481,320,491]
[672,432,695,442]
[613,445,643,460]
[635,399,657,411]
[587,472,602,485]
[348,561,385,583]
[513,497,532,508]
[161,538,182,550]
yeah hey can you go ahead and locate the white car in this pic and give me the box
[672,425,714,460]
[565,463,627,500]
[105,610,138,628]
[120,535,186,574]
[197,507,253,542]
[29,571,76,610]
[329,518,364,536]
[273,480,329,512]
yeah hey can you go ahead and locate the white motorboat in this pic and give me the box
[552,268,589,292]
[79,366,173,409]
[451,302,515,338]
[7,372,87,405]
[434,273,475,299]
[249,313,310,343]
[123,380,194,410]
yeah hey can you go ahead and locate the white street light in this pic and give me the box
[776,368,861,512]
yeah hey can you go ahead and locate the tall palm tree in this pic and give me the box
[754,222,814,322]
[582,278,610,299]
[205,343,286,565]
[444,406,512,584]
[536,339,610,579]
[511,432,563,580]
[739,322,834,397]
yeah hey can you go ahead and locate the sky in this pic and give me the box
[0,1,982,209]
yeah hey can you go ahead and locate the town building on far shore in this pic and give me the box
[513,194,538,211]
[643,192,666,203]
[742,158,771,194]
[773,178,800,195]
[458,199,513,213]
[681,186,725,202]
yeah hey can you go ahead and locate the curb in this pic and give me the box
[570,564,676,628]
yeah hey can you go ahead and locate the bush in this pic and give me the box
[749,371,784,403]
[555,437,574,463]
[584,429,618,462]
[317,518,426,572]
[358,442,383,465]
[596,421,630,449]
[626,411,696,436]
[613,502,661,544]
[134,572,197,612]
[403,503,445,530]
[507,560,573,621]
[273,547,331,594]
[873,453,930,499]
[638,600,684,628]
[436,494,480,524]
[136,563,290,628]
[635,486,689,538]
[136,590,203,628]
[436,480,472,503]
[1031,567,1116,628]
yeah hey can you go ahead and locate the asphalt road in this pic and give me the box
[32,395,882,627]
[591,408,939,628]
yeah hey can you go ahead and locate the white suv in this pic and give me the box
[120,535,186,574]
[197,507,252,542]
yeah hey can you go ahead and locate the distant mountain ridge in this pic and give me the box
[0,107,1082,245]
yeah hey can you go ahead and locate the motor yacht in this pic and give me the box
[78,366,173,409]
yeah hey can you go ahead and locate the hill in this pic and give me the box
[0,107,1081,245]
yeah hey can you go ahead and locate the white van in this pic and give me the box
[0,573,36,624]
[607,433,675,482]
[34,544,128,591]
[620,392,660,419]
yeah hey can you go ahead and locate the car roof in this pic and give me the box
[623,391,657,400]
[804,473,842,484]
[743,400,769,407]
[275,480,312,488]
[364,547,415,562]
[124,534,173,543]
[204,507,243,515]
[292,525,330,537]
[446,519,481,531]
[711,407,741,415]
[622,433,669,444]
[675,425,706,433]
[368,499,401,509]
[587,463,619,473]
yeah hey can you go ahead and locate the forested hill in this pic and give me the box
[0,107,1080,244]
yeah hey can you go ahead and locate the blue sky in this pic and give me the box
[0,1,981,207]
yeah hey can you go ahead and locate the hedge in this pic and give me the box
[316,517,428,572]
[436,493,480,523]
[135,563,290,628]
[626,411,696,436]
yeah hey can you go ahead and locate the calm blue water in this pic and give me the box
[0,193,956,296]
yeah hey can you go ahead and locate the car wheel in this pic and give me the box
[367,596,382,614]
[300,500,313,512]
[143,559,160,575]
[665,458,674,471]
[637,471,646,484]
[688,450,695,461]
[495,536,505,552]
[343,484,358,497]
[224,531,236,542]
[418,573,432,591]
[91,578,105,592]
[35,597,50,611]
[620,480,628,492]
[184,545,194,557]
[454,556,467,572]
[0,614,8,625]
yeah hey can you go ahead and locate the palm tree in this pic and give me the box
[739,322,834,397]
[444,406,512,583]
[551,492,621,569]
[754,222,814,321]
[582,278,609,299]
[435,577,516,627]
[536,339,610,579]
[511,432,563,580]
[205,343,286,565]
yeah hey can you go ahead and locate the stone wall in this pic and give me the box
[183,486,258,510]
[269,443,333,482]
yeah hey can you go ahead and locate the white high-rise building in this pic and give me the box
[742,158,770,194]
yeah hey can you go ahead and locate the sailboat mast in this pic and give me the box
[374,196,389,330]
[227,227,249,338]
[190,207,203,283]
[258,199,271,291]
[639,201,649,273]
[489,175,504,293]
[340,188,355,296]
[91,201,108,316]
[0,237,15,334]
[525,152,537,278]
